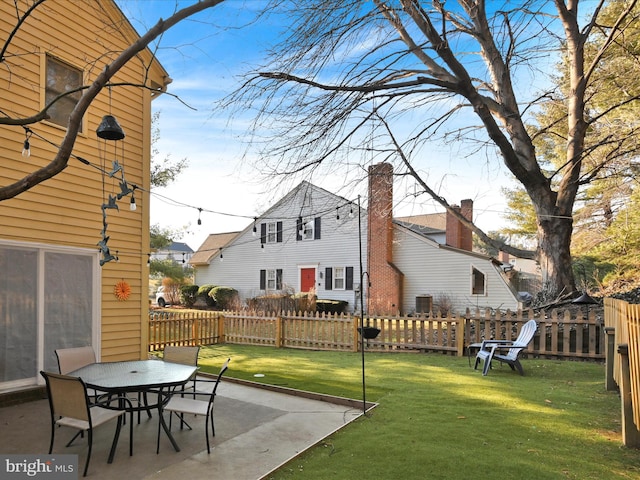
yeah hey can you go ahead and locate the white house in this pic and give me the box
[191,163,520,314]
[190,182,366,310]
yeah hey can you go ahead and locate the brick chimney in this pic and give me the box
[445,199,473,251]
[367,163,403,315]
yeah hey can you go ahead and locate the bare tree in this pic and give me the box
[0,0,224,200]
[225,0,640,297]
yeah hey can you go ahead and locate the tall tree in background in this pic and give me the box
[502,0,640,290]
[228,0,640,298]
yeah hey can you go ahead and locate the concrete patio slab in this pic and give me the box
[0,379,369,479]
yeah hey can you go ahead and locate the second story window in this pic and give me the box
[297,217,321,241]
[45,55,83,130]
[267,222,277,243]
[261,221,283,244]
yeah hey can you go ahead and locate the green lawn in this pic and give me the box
[195,344,640,480]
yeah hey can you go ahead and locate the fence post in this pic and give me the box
[218,313,225,344]
[618,344,640,447]
[456,316,465,356]
[605,327,617,391]
[275,315,282,348]
[353,316,360,353]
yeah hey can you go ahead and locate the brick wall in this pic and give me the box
[445,199,473,251]
[367,163,403,315]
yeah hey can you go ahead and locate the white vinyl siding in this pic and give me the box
[392,227,518,314]
[194,183,365,311]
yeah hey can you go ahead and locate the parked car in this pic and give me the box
[155,286,167,307]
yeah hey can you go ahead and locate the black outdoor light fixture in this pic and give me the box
[572,291,599,317]
[572,264,599,317]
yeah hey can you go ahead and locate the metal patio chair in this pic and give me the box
[40,371,133,477]
[157,357,230,454]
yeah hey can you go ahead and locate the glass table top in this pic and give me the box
[69,360,197,392]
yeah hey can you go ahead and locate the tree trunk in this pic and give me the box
[537,214,576,296]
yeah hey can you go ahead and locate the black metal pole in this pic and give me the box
[358,195,367,414]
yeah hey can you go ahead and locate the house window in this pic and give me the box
[45,55,83,130]
[334,267,345,290]
[261,221,283,244]
[260,269,283,291]
[297,217,321,241]
[472,266,486,295]
[325,266,354,291]
[0,242,98,390]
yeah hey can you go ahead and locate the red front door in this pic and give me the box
[300,268,316,292]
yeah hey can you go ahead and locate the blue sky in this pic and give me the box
[116,0,513,251]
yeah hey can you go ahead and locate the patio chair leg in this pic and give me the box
[84,429,93,477]
[65,430,83,447]
[107,415,124,465]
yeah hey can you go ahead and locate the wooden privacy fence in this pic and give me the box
[148,308,605,361]
[603,297,640,447]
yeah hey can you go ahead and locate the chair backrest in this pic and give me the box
[163,345,200,366]
[207,357,230,410]
[55,346,97,374]
[505,320,538,359]
[40,371,91,423]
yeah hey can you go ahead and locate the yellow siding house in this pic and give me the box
[0,1,170,393]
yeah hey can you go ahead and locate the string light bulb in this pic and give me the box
[252,217,257,236]
[336,207,340,220]
[147,253,151,266]
[129,194,137,211]
[197,208,202,225]
[219,250,223,262]
[22,129,32,158]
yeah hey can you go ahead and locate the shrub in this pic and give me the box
[316,299,348,314]
[180,285,199,308]
[197,284,217,307]
[292,291,317,312]
[210,286,240,310]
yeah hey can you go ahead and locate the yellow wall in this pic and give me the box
[0,1,168,361]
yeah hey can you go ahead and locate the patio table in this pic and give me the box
[69,359,197,458]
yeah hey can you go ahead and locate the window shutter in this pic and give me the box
[346,267,354,290]
[260,269,266,290]
[325,267,333,290]
[276,221,283,243]
[260,223,266,244]
[296,217,302,241]
[314,217,321,239]
[276,269,283,290]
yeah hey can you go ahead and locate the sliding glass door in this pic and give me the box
[0,242,99,392]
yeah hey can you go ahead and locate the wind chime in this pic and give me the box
[96,101,136,266]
